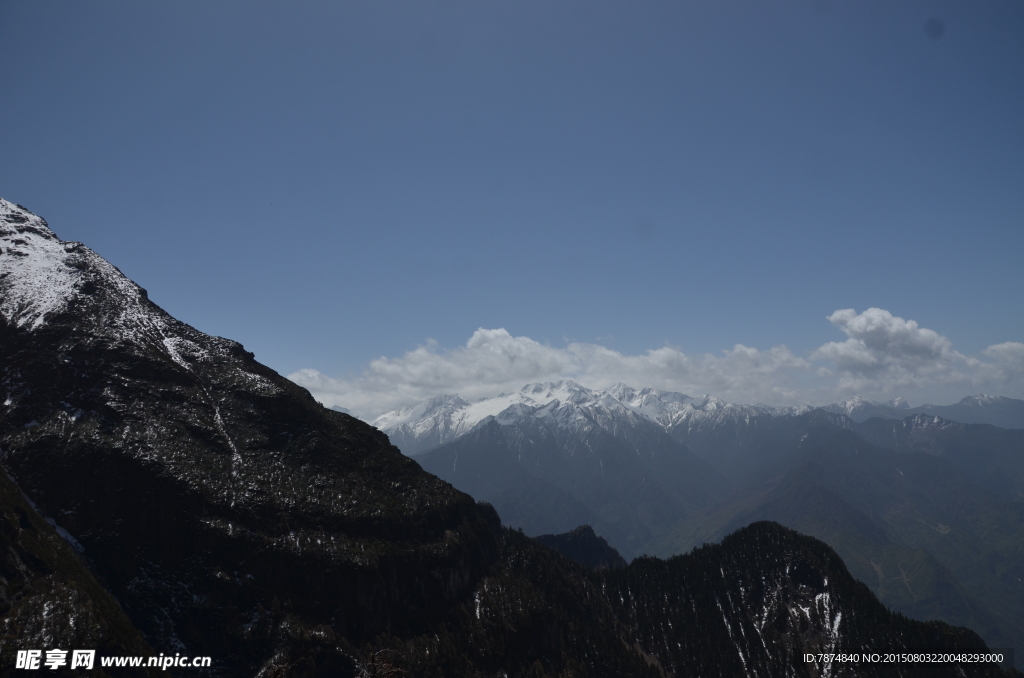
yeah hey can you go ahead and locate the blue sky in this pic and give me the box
[2,1,1022,414]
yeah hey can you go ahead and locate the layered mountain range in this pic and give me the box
[373,384,1024,459]
[371,382,1024,667]
[1,198,1019,676]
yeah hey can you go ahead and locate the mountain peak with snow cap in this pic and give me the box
[0,199,246,372]
[518,379,594,404]
[0,199,87,331]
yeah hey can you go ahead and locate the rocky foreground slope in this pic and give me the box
[0,199,1017,676]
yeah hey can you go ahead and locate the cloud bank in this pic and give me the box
[289,308,1024,419]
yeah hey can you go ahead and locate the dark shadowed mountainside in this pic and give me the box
[534,525,627,570]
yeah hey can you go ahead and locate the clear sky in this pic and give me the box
[2,1,1022,416]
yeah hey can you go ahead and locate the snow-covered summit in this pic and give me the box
[0,198,235,371]
[830,396,881,415]
[957,394,999,407]
[0,199,82,330]
[0,198,157,334]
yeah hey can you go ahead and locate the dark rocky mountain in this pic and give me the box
[1,198,1018,676]
[603,522,1016,678]
[384,521,1018,678]
[649,424,1024,668]
[533,525,627,570]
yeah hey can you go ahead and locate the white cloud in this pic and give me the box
[289,310,1024,419]
[809,308,1023,399]
[289,329,581,418]
[290,328,811,419]
[978,341,1024,386]
[810,307,970,392]
[572,342,811,402]
[814,308,959,372]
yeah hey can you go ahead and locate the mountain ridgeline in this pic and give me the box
[0,198,1018,676]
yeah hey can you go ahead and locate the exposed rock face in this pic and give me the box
[0,199,1016,677]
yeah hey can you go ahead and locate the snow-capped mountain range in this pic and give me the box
[371,381,1023,456]
[372,381,767,455]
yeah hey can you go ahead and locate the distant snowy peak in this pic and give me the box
[377,381,1017,456]
[373,380,619,454]
[607,385,790,433]
[371,393,471,430]
[816,396,908,422]
[956,394,1000,407]
[831,396,882,415]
